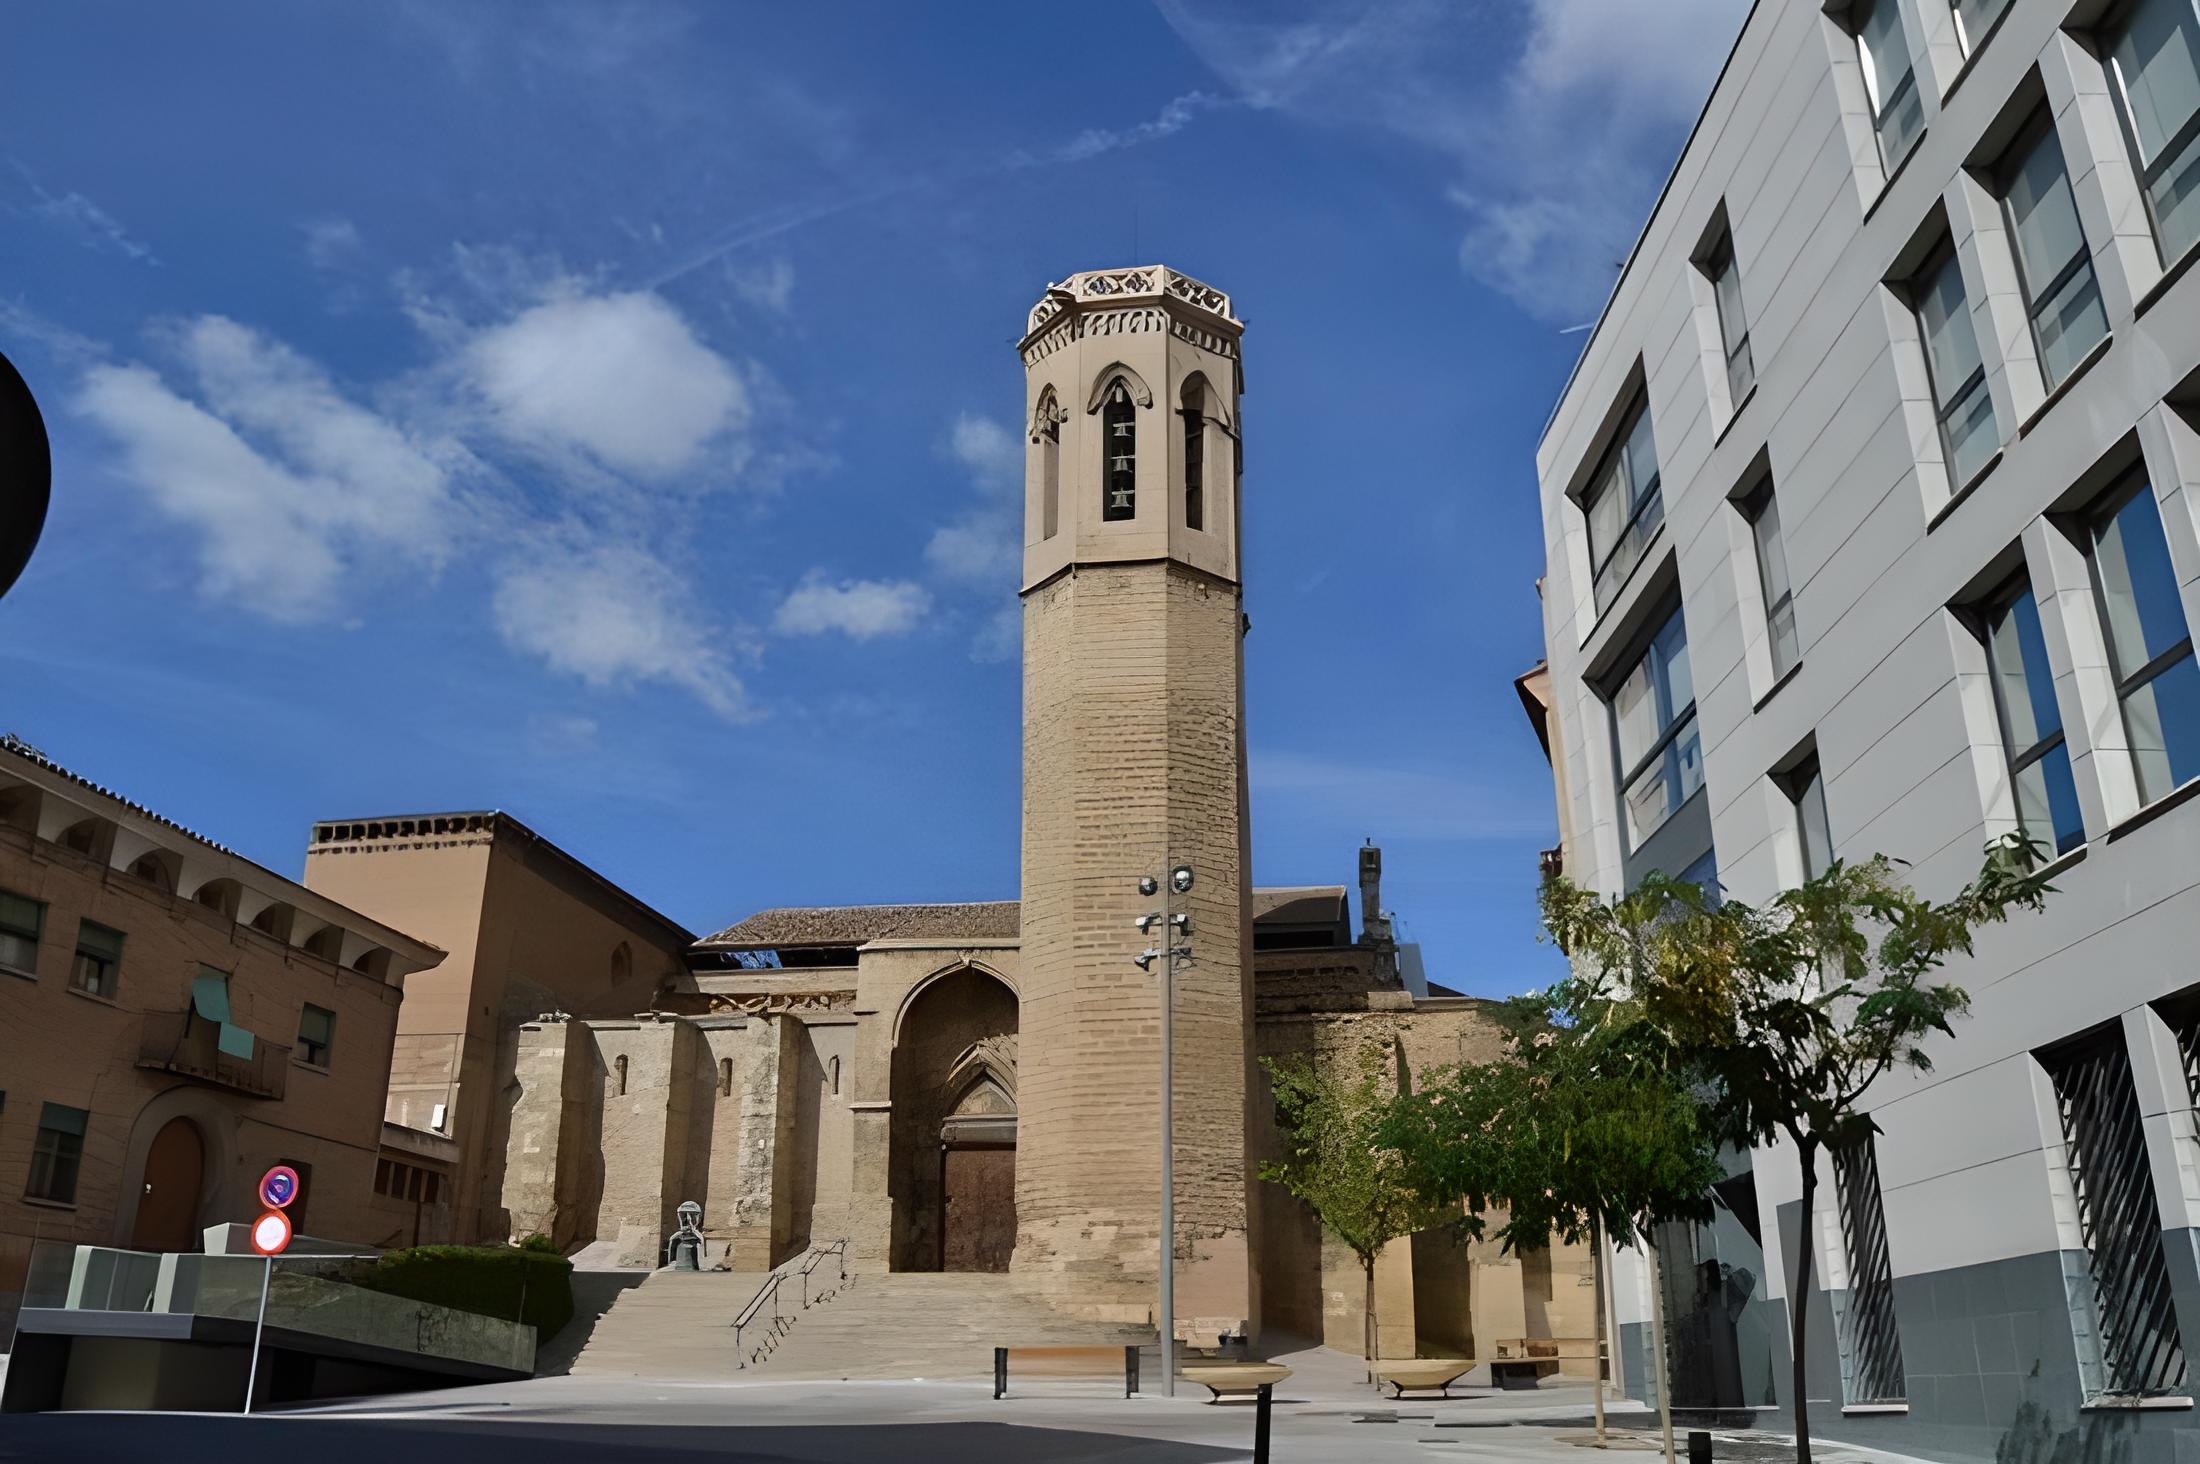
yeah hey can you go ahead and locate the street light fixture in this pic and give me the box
[1135,859,1194,1396]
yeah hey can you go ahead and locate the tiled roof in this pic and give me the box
[701,887,1351,951]
[697,901,1023,950]
[1,733,238,855]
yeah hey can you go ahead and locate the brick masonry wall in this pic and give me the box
[0,829,403,1329]
[1016,559,1253,1325]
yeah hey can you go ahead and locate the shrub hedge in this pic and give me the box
[347,1243,575,1342]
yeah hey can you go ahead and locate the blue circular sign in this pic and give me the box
[259,1165,299,1210]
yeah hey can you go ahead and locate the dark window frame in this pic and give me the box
[0,888,44,976]
[1100,380,1137,523]
[2098,0,2200,267]
[296,1003,335,1069]
[1608,603,1701,850]
[1908,236,1997,480]
[26,1102,88,1205]
[71,919,124,999]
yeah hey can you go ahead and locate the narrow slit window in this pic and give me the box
[1980,575,2086,857]
[1706,231,1754,405]
[1181,382,1206,532]
[1037,391,1061,541]
[1912,239,1999,486]
[1101,381,1136,522]
[1741,478,1798,678]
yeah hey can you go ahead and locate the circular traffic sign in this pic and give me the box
[250,1209,293,1256]
[259,1165,300,1210]
[0,348,51,603]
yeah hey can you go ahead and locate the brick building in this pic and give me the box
[0,737,443,1334]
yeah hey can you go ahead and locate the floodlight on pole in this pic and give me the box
[1135,860,1193,1396]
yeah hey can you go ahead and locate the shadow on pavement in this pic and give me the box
[0,1415,1244,1464]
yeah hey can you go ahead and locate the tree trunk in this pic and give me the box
[1591,1216,1608,1445]
[1364,1253,1378,1387]
[1791,1138,1819,1464]
[1645,1230,1677,1464]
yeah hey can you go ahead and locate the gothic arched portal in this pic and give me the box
[888,965,1018,1273]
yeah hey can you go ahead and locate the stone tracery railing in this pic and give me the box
[1027,266,1236,334]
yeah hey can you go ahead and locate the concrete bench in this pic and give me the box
[993,1344,1142,1399]
[1373,1358,1477,1399]
[1180,1362,1291,1403]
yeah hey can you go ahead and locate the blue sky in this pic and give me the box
[0,0,1747,995]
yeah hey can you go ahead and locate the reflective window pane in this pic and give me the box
[2032,259,2109,387]
[2004,123,2107,384]
[2014,741,2088,855]
[2109,0,2200,169]
[1615,607,1700,846]
[1955,0,2013,51]
[1613,654,1661,773]
[2123,651,2200,801]
[1943,378,2000,484]
[1918,248,1986,396]
[1987,590,2063,748]
[1623,407,1660,512]
[1798,764,1835,878]
[2091,486,2191,678]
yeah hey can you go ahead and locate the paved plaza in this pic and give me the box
[0,1344,1939,1464]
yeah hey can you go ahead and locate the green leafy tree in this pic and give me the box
[1384,970,1725,1453]
[1259,1042,1462,1382]
[1539,834,2052,1464]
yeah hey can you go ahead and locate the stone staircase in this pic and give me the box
[569,1267,1155,1382]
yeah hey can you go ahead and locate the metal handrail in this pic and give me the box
[731,1237,848,1368]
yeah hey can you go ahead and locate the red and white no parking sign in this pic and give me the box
[250,1165,300,1256]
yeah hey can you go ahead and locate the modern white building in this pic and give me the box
[1533,2,2200,1458]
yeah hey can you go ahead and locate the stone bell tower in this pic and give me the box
[1013,266,1255,1334]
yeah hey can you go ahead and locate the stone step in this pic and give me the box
[568,1268,1154,1381]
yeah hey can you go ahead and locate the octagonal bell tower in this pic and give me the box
[1013,266,1254,1335]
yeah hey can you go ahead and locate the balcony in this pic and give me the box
[137,1010,290,1100]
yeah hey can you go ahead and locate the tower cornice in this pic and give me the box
[1019,266,1244,364]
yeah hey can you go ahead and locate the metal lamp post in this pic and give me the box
[1136,863,1194,1398]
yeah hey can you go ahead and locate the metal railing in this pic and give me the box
[2046,1034,2187,1397]
[731,1237,848,1368]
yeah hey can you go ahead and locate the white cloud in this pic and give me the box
[726,257,795,314]
[1158,0,1750,321]
[73,320,464,622]
[772,573,931,640]
[170,315,462,560]
[970,603,1021,664]
[1054,92,1227,164]
[463,289,748,478]
[301,216,363,271]
[8,162,158,264]
[924,412,1022,588]
[492,538,752,719]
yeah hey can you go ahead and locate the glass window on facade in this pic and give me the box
[1788,754,1836,879]
[1953,0,2014,54]
[1584,394,1664,614]
[27,1102,87,1205]
[1708,232,1755,405]
[1742,479,1799,678]
[2106,0,2200,265]
[1857,0,1925,171]
[297,1004,335,1068]
[0,890,41,975]
[2001,115,2110,388]
[2084,475,2200,803]
[1613,605,1702,847]
[1982,578,2087,856]
[1914,239,2000,485]
[71,921,123,999]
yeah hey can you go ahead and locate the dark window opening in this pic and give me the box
[1102,381,1136,521]
[1182,383,1205,532]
